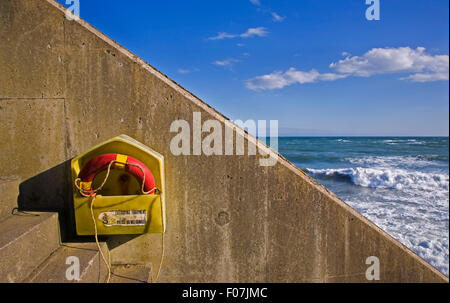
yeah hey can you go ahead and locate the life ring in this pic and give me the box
[77,153,156,194]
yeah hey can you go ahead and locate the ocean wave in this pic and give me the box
[306,167,449,192]
[417,154,449,162]
[382,139,426,145]
[346,155,441,168]
[283,153,344,163]
[406,139,426,144]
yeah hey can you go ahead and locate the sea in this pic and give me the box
[278,137,449,276]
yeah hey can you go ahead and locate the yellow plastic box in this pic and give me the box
[71,135,166,235]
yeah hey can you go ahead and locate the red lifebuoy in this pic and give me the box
[78,153,156,194]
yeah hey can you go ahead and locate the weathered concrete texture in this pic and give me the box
[0,0,447,282]
[0,212,60,282]
[24,242,108,283]
[0,98,67,180]
[0,178,20,220]
[110,264,152,283]
[0,0,65,99]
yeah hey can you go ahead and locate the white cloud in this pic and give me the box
[271,12,285,22]
[249,0,284,23]
[208,32,237,40]
[213,58,240,67]
[246,46,449,90]
[208,27,268,40]
[240,27,268,38]
[330,47,449,81]
[246,68,347,90]
[401,72,449,82]
[178,68,199,74]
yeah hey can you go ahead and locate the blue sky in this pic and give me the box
[59,0,449,136]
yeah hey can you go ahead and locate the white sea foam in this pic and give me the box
[382,139,396,144]
[382,139,426,145]
[307,167,449,193]
[346,155,437,168]
[307,164,450,275]
[407,139,426,145]
[346,198,449,276]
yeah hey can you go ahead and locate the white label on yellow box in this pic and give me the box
[98,210,147,226]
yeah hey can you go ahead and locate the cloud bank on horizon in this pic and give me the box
[246,47,449,90]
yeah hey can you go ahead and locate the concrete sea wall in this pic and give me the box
[0,0,447,282]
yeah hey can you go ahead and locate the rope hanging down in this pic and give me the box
[74,159,165,283]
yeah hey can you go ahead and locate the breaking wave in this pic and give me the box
[346,155,447,168]
[306,167,449,192]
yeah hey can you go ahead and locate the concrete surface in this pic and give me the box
[24,242,108,283]
[0,0,447,282]
[0,178,20,220]
[0,98,66,180]
[0,211,60,282]
[111,264,152,283]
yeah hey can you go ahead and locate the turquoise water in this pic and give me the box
[278,137,449,276]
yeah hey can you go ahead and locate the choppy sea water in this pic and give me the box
[278,137,449,276]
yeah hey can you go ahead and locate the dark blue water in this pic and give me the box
[278,137,449,276]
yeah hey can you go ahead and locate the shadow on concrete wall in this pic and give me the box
[17,160,76,241]
[16,160,140,248]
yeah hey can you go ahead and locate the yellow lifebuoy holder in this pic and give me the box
[71,135,166,235]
